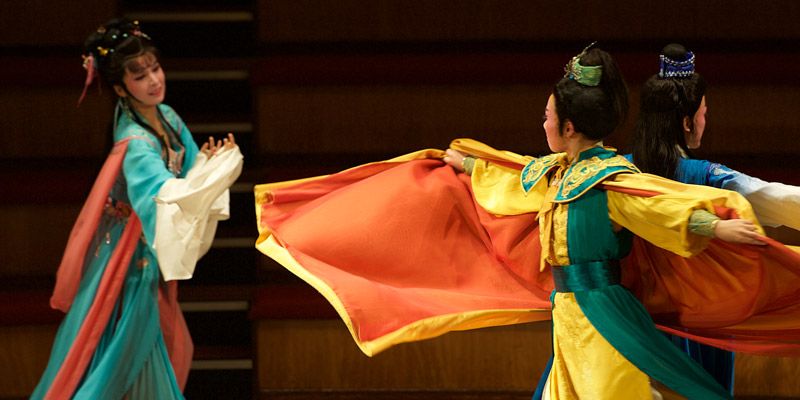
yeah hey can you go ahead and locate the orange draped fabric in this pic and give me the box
[257,155,800,356]
[260,159,552,344]
[51,140,131,312]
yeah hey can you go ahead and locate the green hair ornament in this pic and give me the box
[564,42,602,87]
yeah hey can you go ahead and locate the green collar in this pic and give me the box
[520,147,639,202]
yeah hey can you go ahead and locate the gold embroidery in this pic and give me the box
[522,154,564,186]
[538,176,571,269]
[552,201,570,266]
[560,156,636,198]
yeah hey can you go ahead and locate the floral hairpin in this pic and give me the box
[78,53,98,105]
[564,41,602,87]
[131,20,151,40]
[78,20,151,105]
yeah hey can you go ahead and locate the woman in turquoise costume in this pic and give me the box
[444,45,766,399]
[32,19,242,399]
[628,43,800,394]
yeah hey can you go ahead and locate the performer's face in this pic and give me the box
[685,96,707,149]
[116,52,166,110]
[543,94,567,152]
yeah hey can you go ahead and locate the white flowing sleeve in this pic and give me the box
[153,146,244,280]
[711,164,800,230]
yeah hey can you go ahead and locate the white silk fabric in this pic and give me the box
[154,146,243,280]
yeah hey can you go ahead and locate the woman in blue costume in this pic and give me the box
[627,43,800,394]
[444,45,766,399]
[32,19,242,399]
[630,43,800,231]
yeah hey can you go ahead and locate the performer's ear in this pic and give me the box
[113,85,127,98]
[682,115,692,133]
[561,119,575,137]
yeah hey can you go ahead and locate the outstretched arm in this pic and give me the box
[443,148,475,174]
[606,173,768,257]
[703,162,800,231]
[689,209,766,245]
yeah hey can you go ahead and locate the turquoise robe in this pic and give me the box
[32,102,198,400]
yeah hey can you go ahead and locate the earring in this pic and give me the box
[119,97,134,119]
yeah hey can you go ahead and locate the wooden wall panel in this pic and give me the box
[256,320,551,391]
[0,1,115,46]
[0,325,57,398]
[255,81,800,159]
[0,205,78,277]
[693,85,800,156]
[256,84,554,156]
[0,89,112,159]
[257,0,800,43]
[736,355,800,397]
[256,319,800,395]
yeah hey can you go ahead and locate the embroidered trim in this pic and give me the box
[521,153,565,193]
[462,156,476,175]
[552,202,570,266]
[688,209,719,237]
[555,155,639,202]
[103,197,132,218]
[659,51,695,78]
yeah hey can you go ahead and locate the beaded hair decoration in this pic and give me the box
[658,51,695,78]
[564,41,602,87]
[78,20,151,105]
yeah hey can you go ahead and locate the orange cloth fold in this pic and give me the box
[256,150,800,356]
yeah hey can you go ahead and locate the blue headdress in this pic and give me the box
[658,50,695,78]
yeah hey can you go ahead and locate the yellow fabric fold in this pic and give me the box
[605,173,762,258]
[550,292,651,399]
[450,138,532,167]
[471,159,546,215]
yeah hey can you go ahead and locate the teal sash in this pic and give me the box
[552,260,620,292]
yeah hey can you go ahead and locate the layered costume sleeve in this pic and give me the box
[154,147,242,280]
[604,172,760,257]
[122,106,243,281]
[449,138,543,216]
[706,162,800,230]
[123,135,178,247]
[153,107,243,280]
[593,172,800,355]
[675,158,800,230]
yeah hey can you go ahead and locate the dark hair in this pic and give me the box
[84,19,179,157]
[631,43,707,178]
[553,47,629,141]
[83,18,159,88]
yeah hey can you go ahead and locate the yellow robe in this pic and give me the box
[462,138,755,399]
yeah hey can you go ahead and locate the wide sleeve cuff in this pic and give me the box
[154,146,243,280]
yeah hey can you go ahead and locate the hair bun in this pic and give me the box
[83,18,151,62]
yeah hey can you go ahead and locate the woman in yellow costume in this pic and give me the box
[255,45,800,399]
[445,45,766,399]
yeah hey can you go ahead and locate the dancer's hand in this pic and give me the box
[714,219,767,245]
[222,132,236,150]
[200,136,221,158]
[200,133,237,158]
[443,149,467,172]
